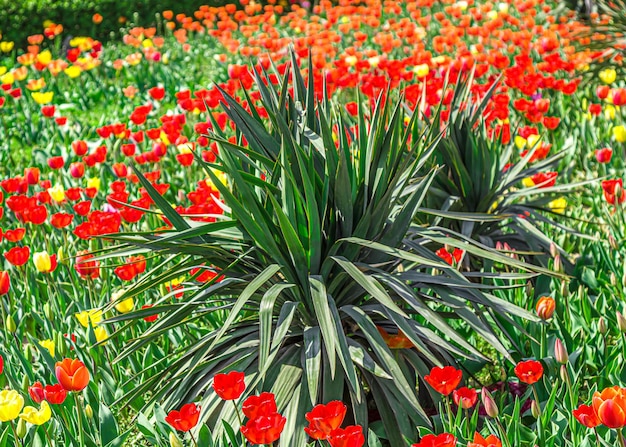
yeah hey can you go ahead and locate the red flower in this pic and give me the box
[48,156,65,170]
[29,382,46,403]
[213,371,246,400]
[304,401,347,440]
[74,251,100,279]
[529,171,557,188]
[69,162,85,179]
[51,213,74,229]
[42,383,68,404]
[55,358,90,391]
[0,271,10,295]
[0,354,3,374]
[595,148,613,164]
[4,228,25,242]
[377,326,414,349]
[243,392,278,420]
[572,404,601,428]
[468,432,502,447]
[141,305,158,322]
[514,360,543,385]
[435,247,464,266]
[72,140,88,156]
[453,387,478,409]
[165,403,200,432]
[241,413,286,445]
[73,201,92,216]
[149,86,166,101]
[4,246,30,266]
[41,105,55,117]
[602,179,625,205]
[327,425,365,447]
[411,433,456,447]
[424,366,462,395]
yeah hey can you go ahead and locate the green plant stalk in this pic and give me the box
[74,392,85,447]
[495,419,512,447]
[189,431,199,447]
[533,385,543,447]
[619,429,626,447]
[9,420,23,447]
[44,424,54,447]
[233,400,245,447]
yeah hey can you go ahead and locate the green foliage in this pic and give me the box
[104,54,555,445]
[0,0,237,45]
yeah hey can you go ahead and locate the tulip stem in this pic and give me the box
[44,424,54,447]
[233,400,246,447]
[9,421,23,447]
[619,429,626,447]
[189,431,199,447]
[74,392,85,447]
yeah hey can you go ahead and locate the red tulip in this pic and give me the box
[424,366,462,395]
[328,425,365,447]
[411,433,457,447]
[593,386,626,428]
[55,358,90,391]
[243,392,278,420]
[602,179,626,205]
[241,413,286,445]
[41,105,55,117]
[304,400,347,440]
[514,360,544,385]
[435,247,464,266]
[165,403,200,432]
[213,371,246,400]
[0,271,10,295]
[0,354,3,374]
[72,140,88,156]
[453,387,478,409]
[28,382,46,403]
[468,432,502,447]
[47,156,65,170]
[148,86,166,101]
[69,162,85,179]
[142,305,158,322]
[4,246,30,266]
[3,228,25,242]
[595,147,613,164]
[572,404,601,428]
[51,213,74,229]
[24,167,40,185]
[74,251,100,279]
[43,383,68,404]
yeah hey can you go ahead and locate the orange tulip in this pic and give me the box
[55,358,90,392]
[592,386,626,428]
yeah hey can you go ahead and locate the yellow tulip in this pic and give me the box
[599,68,617,85]
[36,50,52,66]
[522,177,535,188]
[20,401,51,425]
[487,10,498,20]
[33,252,52,273]
[548,197,567,214]
[75,309,103,328]
[112,289,134,313]
[94,326,108,344]
[87,177,101,191]
[0,41,14,52]
[413,63,429,78]
[32,92,54,105]
[526,134,541,148]
[64,66,82,78]
[604,105,616,120]
[345,55,357,67]
[1,72,14,85]
[142,39,153,48]
[368,56,380,68]
[614,125,626,143]
[514,136,527,150]
[48,184,65,202]
[39,339,55,357]
[160,131,170,145]
[0,66,6,76]
[0,390,24,422]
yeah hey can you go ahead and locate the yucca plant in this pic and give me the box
[102,54,558,446]
[416,74,593,272]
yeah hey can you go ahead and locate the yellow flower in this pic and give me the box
[548,197,567,214]
[87,177,101,191]
[345,55,357,67]
[75,309,103,328]
[522,177,535,187]
[64,66,82,78]
[20,401,51,425]
[0,72,14,85]
[413,63,429,78]
[94,326,108,344]
[160,132,170,145]
[27,78,46,91]
[39,339,55,357]
[177,143,193,154]
[33,252,52,273]
[604,104,616,120]
[368,56,380,68]
[36,50,52,66]
[599,68,617,85]
[526,134,541,148]
[0,390,24,422]
[514,136,527,150]
[112,289,134,313]
[205,169,228,189]
[32,92,54,105]
[487,10,498,20]
[48,184,65,202]
[614,125,626,143]
[142,39,153,48]
[0,41,14,53]
[0,66,6,76]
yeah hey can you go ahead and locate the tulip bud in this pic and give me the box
[55,331,66,357]
[560,364,568,382]
[57,246,67,265]
[609,234,618,250]
[21,374,30,394]
[85,404,94,419]
[44,302,54,321]
[169,432,183,447]
[554,338,568,364]
[16,419,27,439]
[560,280,568,297]
[553,255,561,273]
[525,281,533,297]
[481,387,499,418]
[535,296,555,320]
[549,242,558,258]
[617,311,626,333]
[598,317,608,335]
[622,272,626,289]
[6,315,16,333]
[531,400,540,418]
[611,272,618,287]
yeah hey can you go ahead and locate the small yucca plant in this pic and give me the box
[104,54,556,445]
